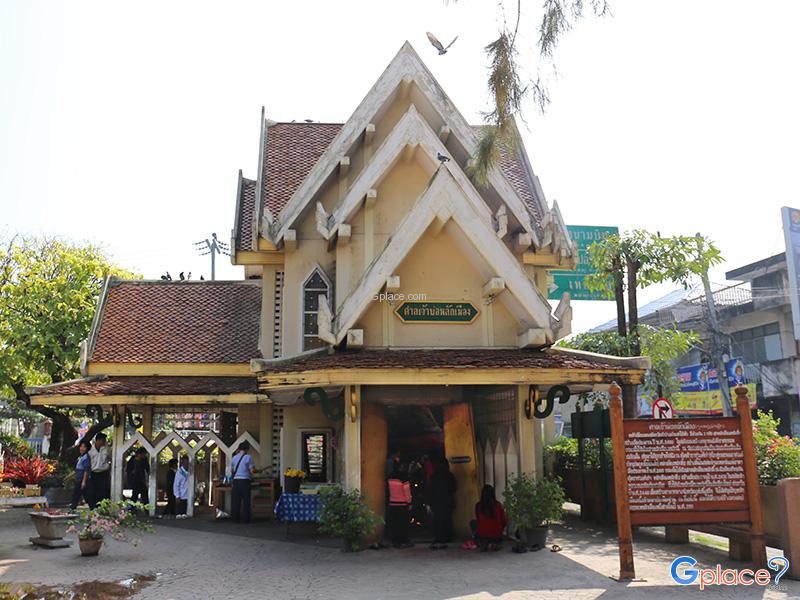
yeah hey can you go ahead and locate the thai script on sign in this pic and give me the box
[623,418,747,513]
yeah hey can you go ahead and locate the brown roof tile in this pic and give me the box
[259,348,632,374]
[90,281,261,364]
[263,122,342,219]
[31,376,258,397]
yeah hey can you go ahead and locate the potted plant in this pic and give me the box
[283,468,306,494]
[68,499,153,556]
[504,474,565,549]
[318,485,383,552]
[1,456,56,496]
[28,505,78,548]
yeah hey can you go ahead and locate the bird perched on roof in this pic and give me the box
[426,32,458,55]
[436,152,451,164]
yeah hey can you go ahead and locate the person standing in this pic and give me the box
[387,464,413,548]
[88,433,111,507]
[230,441,256,524]
[163,458,178,517]
[173,455,190,518]
[129,447,150,505]
[69,440,92,510]
[427,456,456,549]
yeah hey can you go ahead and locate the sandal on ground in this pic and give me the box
[550,544,562,552]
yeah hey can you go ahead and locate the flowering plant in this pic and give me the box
[2,456,56,485]
[284,468,306,478]
[68,499,153,544]
[752,411,800,485]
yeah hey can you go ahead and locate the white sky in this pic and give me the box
[2,0,799,334]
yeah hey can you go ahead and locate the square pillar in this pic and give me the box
[344,385,362,490]
[259,404,273,472]
[110,405,125,502]
[142,406,153,439]
[516,385,536,477]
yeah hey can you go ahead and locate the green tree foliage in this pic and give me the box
[0,236,137,460]
[559,324,698,399]
[449,0,609,184]
[584,230,722,355]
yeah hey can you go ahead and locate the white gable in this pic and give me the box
[270,43,556,249]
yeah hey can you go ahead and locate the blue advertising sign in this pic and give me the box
[677,358,747,392]
[674,358,754,415]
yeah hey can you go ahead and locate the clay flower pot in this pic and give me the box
[78,537,103,556]
[284,476,303,494]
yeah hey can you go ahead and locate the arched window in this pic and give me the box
[302,269,330,350]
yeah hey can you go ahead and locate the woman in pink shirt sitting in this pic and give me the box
[387,464,413,548]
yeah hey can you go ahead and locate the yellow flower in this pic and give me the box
[283,468,306,478]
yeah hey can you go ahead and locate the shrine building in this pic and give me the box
[29,43,648,534]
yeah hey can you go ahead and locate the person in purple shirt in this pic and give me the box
[70,440,92,510]
[230,441,257,523]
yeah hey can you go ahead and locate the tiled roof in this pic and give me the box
[90,280,262,364]
[235,177,257,252]
[258,348,635,374]
[30,376,258,397]
[237,122,545,246]
[263,122,342,219]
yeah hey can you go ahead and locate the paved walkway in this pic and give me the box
[0,508,796,599]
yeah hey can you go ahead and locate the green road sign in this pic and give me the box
[548,225,618,301]
[395,301,479,323]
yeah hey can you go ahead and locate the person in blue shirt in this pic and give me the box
[70,440,92,510]
[173,455,190,518]
[230,441,257,523]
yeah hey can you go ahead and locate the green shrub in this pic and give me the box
[753,411,800,485]
[503,473,565,529]
[544,436,613,472]
[318,485,383,552]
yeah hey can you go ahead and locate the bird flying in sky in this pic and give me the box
[426,32,458,55]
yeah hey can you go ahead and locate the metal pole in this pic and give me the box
[211,246,216,281]
[697,233,733,417]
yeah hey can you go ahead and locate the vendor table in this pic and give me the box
[212,478,277,521]
[274,492,321,537]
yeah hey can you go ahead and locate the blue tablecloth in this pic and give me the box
[274,493,321,522]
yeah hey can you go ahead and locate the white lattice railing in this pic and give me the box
[112,431,261,517]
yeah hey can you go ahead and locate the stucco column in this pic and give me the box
[110,405,125,502]
[542,410,556,447]
[516,385,536,476]
[778,477,800,579]
[344,385,362,490]
[259,404,273,472]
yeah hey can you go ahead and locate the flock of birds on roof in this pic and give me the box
[161,272,203,281]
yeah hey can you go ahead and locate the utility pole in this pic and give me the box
[193,233,229,281]
[697,233,733,417]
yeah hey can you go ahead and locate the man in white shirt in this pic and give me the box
[88,433,111,507]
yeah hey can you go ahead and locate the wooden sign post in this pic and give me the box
[608,382,766,581]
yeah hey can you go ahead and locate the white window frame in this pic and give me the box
[299,265,332,351]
